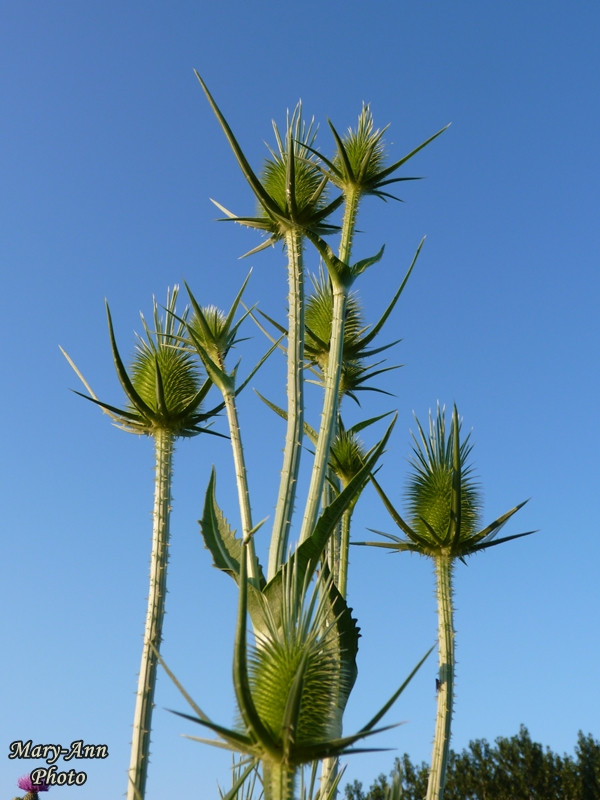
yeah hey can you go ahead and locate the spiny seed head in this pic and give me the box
[257,106,329,231]
[189,305,231,363]
[130,343,202,424]
[259,154,326,226]
[334,104,387,189]
[330,429,367,486]
[407,407,481,551]
[248,629,341,745]
[305,274,364,378]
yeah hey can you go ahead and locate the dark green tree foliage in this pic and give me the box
[345,726,600,800]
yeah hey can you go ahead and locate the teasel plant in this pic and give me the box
[250,211,424,794]
[191,80,450,797]
[61,287,221,800]
[356,405,535,800]
[164,383,440,798]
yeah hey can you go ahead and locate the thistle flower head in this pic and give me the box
[305,269,364,365]
[248,568,351,747]
[17,774,49,796]
[188,305,231,364]
[331,104,388,195]
[129,322,200,423]
[328,426,368,488]
[195,74,342,256]
[170,540,424,779]
[183,273,266,398]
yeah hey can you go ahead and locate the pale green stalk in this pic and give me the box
[263,761,296,800]
[299,188,360,545]
[127,428,174,800]
[222,385,259,582]
[268,227,306,578]
[312,190,360,796]
[299,284,346,545]
[426,554,455,800]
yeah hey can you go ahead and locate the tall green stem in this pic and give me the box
[426,554,455,800]
[299,284,347,544]
[223,387,260,582]
[127,428,174,800]
[299,189,360,546]
[338,188,360,267]
[315,189,360,797]
[268,228,305,578]
[262,761,296,800]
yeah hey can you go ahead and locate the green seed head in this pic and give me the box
[305,272,365,395]
[188,305,230,365]
[249,629,341,745]
[258,105,328,231]
[407,406,481,553]
[333,104,387,192]
[329,428,367,487]
[129,343,202,426]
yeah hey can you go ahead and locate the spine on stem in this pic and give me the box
[127,428,174,800]
[426,554,455,800]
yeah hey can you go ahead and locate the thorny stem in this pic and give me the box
[127,428,174,800]
[262,760,296,800]
[315,187,361,795]
[300,188,360,547]
[268,227,305,579]
[223,387,259,582]
[426,554,455,800]
[299,284,347,545]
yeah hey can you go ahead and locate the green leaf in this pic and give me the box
[320,565,360,727]
[199,470,266,588]
[350,244,385,279]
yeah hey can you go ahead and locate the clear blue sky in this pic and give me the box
[2,2,599,797]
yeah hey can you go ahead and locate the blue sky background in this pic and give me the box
[2,2,599,797]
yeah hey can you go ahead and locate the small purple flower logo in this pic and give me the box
[17,773,50,793]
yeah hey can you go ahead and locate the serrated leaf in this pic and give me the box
[199,469,265,587]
